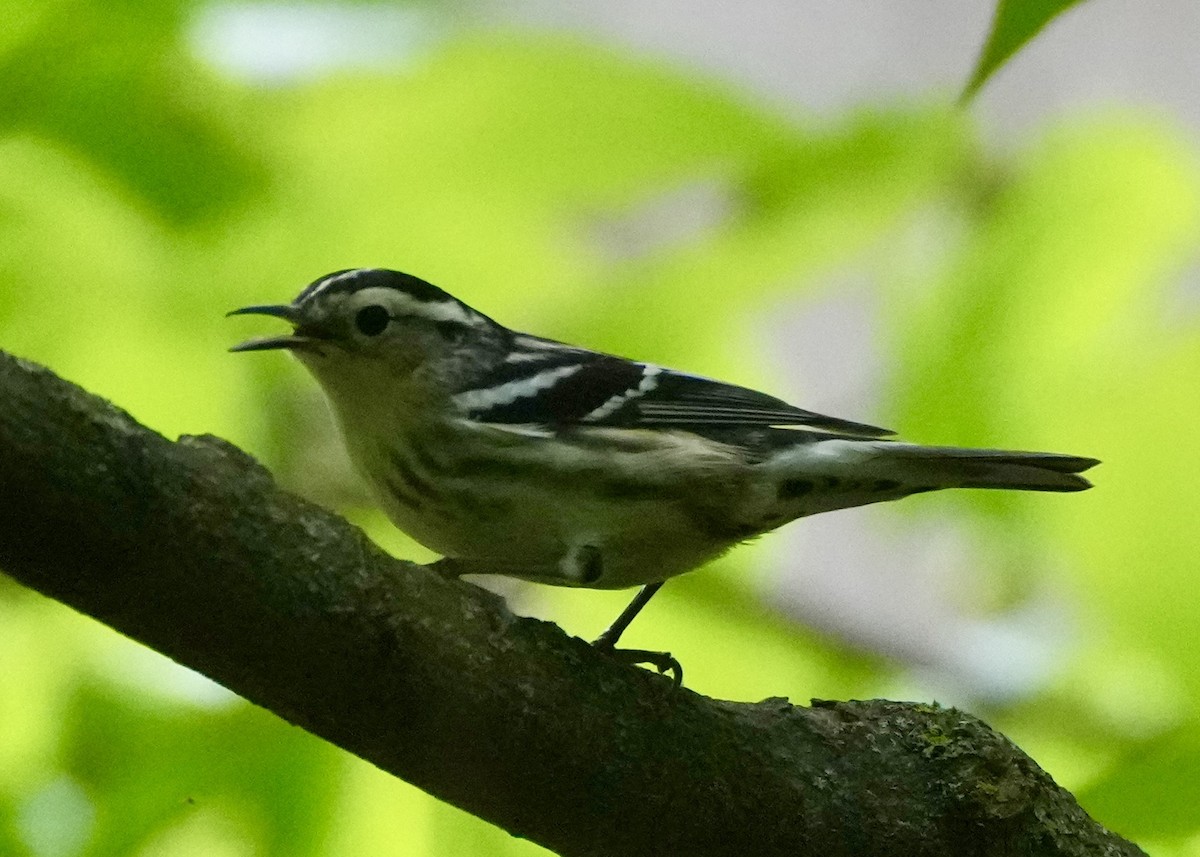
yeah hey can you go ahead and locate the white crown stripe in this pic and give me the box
[454,364,583,412]
[305,269,361,301]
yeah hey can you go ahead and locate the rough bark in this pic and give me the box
[0,349,1143,857]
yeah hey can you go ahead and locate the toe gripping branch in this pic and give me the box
[592,640,683,688]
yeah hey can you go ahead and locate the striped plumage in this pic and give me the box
[231,268,1097,679]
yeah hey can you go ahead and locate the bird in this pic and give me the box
[230,267,1098,685]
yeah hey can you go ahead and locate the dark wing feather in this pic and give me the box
[458,338,892,437]
[458,355,647,425]
[620,368,892,436]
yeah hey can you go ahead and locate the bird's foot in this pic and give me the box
[592,638,683,688]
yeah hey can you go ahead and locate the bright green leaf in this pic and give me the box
[962,0,1091,101]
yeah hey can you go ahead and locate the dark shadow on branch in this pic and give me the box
[0,350,1142,857]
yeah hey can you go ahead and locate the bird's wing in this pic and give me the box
[452,335,892,437]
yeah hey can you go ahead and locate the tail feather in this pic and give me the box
[764,439,1098,520]
[875,444,1099,492]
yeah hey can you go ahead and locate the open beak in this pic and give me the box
[227,304,326,352]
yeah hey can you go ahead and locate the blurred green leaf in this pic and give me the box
[64,685,339,857]
[889,114,1200,838]
[892,115,1200,501]
[0,0,264,224]
[562,107,971,374]
[963,0,1091,100]
[1077,724,1200,840]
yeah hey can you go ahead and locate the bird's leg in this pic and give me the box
[592,581,682,687]
[430,555,683,686]
[593,581,663,649]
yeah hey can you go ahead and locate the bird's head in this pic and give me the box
[230,268,507,413]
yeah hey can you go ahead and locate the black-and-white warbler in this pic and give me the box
[231,267,1098,684]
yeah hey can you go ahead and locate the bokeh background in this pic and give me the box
[2,1,1199,854]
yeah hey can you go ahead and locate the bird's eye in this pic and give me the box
[355,305,391,336]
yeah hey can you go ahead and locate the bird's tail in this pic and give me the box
[766,439,1098,519]
[869,443,1099,492]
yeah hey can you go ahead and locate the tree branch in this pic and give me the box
[0,349,1142,857]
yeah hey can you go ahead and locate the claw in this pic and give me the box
[593,641,683,688]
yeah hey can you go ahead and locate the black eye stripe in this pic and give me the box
[435,321,466,339]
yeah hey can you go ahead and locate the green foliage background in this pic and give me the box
[1,1,1198,854]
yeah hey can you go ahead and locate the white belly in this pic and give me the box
[349,422,758,589]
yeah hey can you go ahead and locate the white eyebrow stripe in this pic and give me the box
[583,364,662,421]
[349,286,478,326]
[510,334,578,352]
[505,339,585,362]
[453,364,583,411]
[389,292,476,325]
[505,350,556,363]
